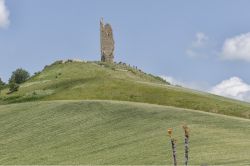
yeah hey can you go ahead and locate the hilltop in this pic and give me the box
[1,60,250,119]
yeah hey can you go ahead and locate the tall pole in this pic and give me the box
[168,128,177,166]
[183,125,189,166]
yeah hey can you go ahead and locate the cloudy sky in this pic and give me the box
[1,0,250,102]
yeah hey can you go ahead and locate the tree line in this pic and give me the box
[0,68,30,94]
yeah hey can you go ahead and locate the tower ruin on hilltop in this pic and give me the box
[100,18,115,63]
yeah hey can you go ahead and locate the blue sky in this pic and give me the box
[1,0,250,101]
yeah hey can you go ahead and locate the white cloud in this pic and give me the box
[221,32,250,62]
[161,75,250,102]
[0,0,9,28]
[192,32,209,47]
[210,77,250,102]
[186,32,209,58]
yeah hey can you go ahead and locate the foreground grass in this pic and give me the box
[0,100,249,165]
[1,61,250,119]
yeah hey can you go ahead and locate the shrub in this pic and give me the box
[9,82,19,93]
[43,65,49,70]
[34,71,41,76]
[65,59,73,63]
[0,78,5,94]
[9,68,30,84]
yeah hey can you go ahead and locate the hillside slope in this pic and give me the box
[1,61,250,119]
[0,100,249,165]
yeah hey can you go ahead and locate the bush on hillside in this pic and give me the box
[34,71,41,76]
[9,68,30,84]
[51,60,63,66]
[8,82,19,93]
[0,78,5,94]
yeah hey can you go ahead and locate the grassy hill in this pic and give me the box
[1,60,250,119]
[1,60,250,165]
[0,100,249,165]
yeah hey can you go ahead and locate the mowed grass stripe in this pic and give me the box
[0,100,249,165]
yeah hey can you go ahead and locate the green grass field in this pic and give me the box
[1,61,250,119]
[1,61,250,165]
[0,100,249,165]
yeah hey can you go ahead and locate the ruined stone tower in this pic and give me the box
[100,18,115,63]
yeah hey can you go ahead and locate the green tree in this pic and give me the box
[0,78,5,94]
[9,68,30,84]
